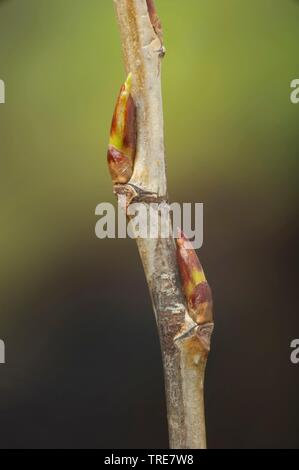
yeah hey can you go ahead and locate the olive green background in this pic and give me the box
[0,0,298,448]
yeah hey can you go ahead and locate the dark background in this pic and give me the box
[0,0,298,448]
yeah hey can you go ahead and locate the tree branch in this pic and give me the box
[112,0,213,449]
[114,0,166,197]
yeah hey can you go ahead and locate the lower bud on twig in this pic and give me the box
[176,231,213,325]
[107,73,137,184]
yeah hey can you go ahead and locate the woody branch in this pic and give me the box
[109,0,214,449]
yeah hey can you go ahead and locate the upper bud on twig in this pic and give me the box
[176,231,213,325]
[146,0,164,47]
[107,73,137,184]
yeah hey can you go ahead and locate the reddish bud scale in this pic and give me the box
[176,233,213,325]
[146,0,163,43]
[107,74,137,184]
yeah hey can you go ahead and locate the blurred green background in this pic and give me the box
[0,0,298,449]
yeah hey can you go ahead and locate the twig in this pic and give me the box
[109,0,214,449]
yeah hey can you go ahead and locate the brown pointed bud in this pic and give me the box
[176,231,213,325]
[146,0,164,46]
[107,73,137,184]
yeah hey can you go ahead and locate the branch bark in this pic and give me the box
[112,0,213,449]
[114,0,166,197]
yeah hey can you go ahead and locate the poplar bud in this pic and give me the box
[107,73,137,184]
[146,0,164,46]
[176,232,213,325]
